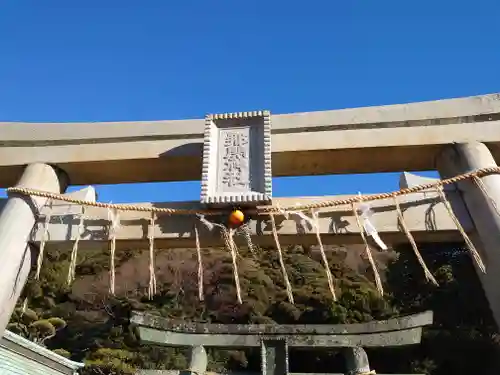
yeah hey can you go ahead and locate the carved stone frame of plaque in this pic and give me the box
[200,111,272,206]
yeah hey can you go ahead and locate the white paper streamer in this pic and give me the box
[286,203,316,229]
[197,214,216,231]
[357,193,388,251]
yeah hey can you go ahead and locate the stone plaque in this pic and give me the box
[201,111,272,205]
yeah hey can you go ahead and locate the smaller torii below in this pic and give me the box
[131,310,433,375]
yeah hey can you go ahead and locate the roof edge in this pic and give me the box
[3,330,85,370]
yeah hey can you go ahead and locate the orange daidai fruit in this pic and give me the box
[228,209,245,226]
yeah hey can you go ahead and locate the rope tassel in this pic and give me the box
[473,176,500,218]
[352,203,384,296]
[238,224,258,259]
[311,210,337,302]
[5,166,500,305]
[67,206,85,286]
[437,187,486,273]
[393,196,438,286]
[35,200,52,280]
[197,215,242,304]
[270,215,295,304]
[108,208,120,296]
[194,223,204,301]
[148,212,157,300]
[221,227,243,304]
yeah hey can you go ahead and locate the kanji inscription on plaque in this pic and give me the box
[220,129,250,190]
[201,111,272,205]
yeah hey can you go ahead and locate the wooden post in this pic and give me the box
[0,163,68,336]
[436,142,500,328]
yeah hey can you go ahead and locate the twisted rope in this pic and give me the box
[261,166,500,213]
[221,227,243,304]
[436,186,486,273]
[194,223,204,302]
[269,214,295,304]
[147,212,157,300]
[13,166,499,306]
[311,210,338,302]
[238,224,258,259]
[6,166,500,215]
[473,176,500,217]
[35,199,52,280]
[67,206,85,286]
[393,196,438,286]
[108,208,120,295]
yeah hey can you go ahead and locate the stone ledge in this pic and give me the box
[131,311,432,348]
[131,311,433,335]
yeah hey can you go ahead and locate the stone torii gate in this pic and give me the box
[131,310,434,375]
[0,93,500,338]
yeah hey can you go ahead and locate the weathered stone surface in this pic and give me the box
[344,347,371,375]
[187,345,207,374]
[130,311,433,348]
[131,311,432,335]
[0,164,68,336]
[135,327,425,348]
[0,93,499,186]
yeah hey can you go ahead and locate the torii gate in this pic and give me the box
[0,93,499,337]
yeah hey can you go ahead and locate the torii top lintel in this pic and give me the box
[0,93,499,187]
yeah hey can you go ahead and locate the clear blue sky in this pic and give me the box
[1,1,499,203]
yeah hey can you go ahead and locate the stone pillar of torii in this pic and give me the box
[0,163,68,333]
[436,142,500,324]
